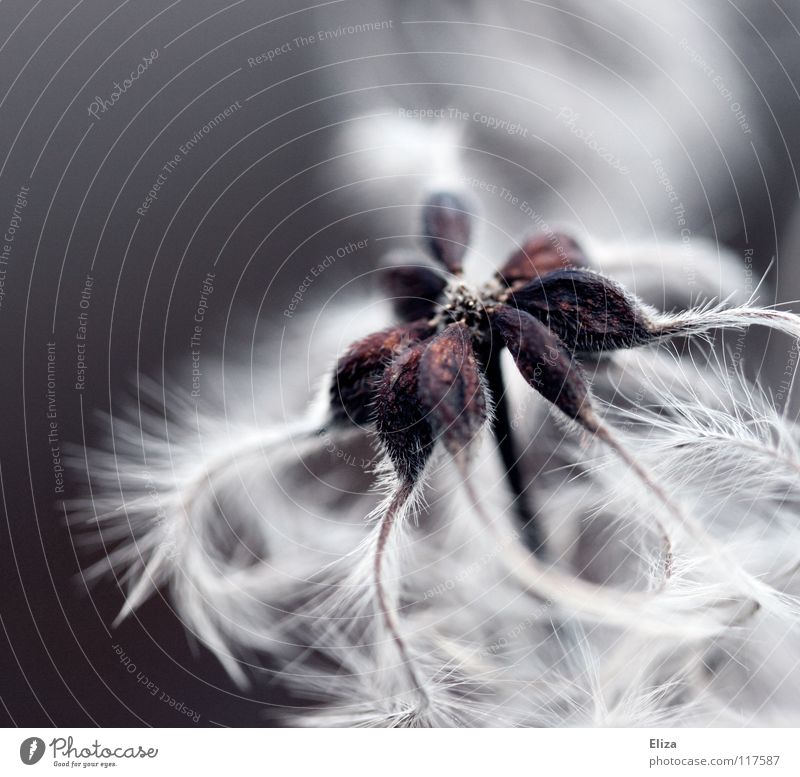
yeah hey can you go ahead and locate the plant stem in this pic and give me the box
[373,479,430,709]
[484,352,545,554]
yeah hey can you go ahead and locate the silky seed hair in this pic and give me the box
[74,186,800,725]
[305,191,791,700]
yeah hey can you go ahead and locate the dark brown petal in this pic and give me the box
[509,268,651,353]
[418,322,487,457]
[422,192,472,274]
[491,305,592,426]
[380,263,447,322]
[498,231,587,286]
[330,319,433,426]
[375,344,434,481]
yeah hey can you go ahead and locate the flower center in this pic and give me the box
[434,280,495,336]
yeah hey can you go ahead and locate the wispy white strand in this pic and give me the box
[650,301,800,344]
[69,89,800,725]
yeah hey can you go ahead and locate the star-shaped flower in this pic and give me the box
[316,190,799,704]
[329,191,681,489]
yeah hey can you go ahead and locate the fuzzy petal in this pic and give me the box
[418,322,488,456]
[509,268,651,353]
[331,319,433,426]
[381,262,447,322]
[375,343,435,481]
[498,231,588,285]
[422,191,472,274]
[491,304,593,426]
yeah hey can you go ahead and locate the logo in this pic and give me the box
[19,737,45,765]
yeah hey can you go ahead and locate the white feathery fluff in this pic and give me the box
[70,113,800,726]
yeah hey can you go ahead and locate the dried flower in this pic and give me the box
[82,187,800,725]
[319,190,800,706]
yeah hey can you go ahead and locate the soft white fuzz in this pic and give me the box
[72,288,800,725]
[73,104,800,724]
